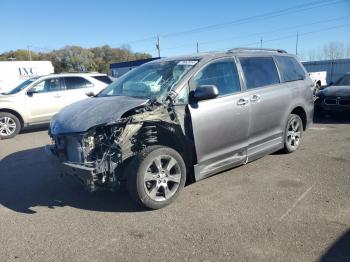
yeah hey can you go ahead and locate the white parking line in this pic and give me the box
[279,183,315,222]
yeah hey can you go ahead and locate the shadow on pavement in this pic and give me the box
[320,228,350,262]
[0,146,144,214]
[20,124,49,134]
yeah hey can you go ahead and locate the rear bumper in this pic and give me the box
[44,145,98,191]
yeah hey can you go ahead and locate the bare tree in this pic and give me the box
[346,43,350,59]
[306,42,349,61]
[322,42,345,60]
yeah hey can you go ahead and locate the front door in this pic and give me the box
[25,77,66,124]
[188,58,250,180]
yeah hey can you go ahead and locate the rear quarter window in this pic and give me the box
[239,57,280,89]
[64,77,92,90]
[92,75,113,84]
[275,56,306,82]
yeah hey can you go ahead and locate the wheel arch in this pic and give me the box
[138,122,196,183]
[0,108,24,128]
[290,106,307,131]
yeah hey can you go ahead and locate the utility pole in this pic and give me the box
[156,35,161,58]
[27,46,32,61]
[260,37,263,48]
[295,32,299,56]
[196,42,199,53]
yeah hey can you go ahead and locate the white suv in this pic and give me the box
[0,73,112,139]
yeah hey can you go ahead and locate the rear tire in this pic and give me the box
[283,114,303,154]
[126,146,186,210]
[0,112,21,139]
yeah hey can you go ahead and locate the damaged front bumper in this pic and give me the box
[44,145,101,192]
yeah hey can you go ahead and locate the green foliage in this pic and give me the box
[0,45,152,73]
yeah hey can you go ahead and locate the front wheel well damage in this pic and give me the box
[126,122,196,184]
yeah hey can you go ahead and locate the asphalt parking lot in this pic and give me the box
[0,115,349,262]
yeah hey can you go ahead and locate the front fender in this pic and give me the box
[0,101,26,124]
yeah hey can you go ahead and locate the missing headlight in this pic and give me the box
[84,136,95,151]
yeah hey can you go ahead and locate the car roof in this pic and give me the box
[47,72,107,77]
[150,48,294,64]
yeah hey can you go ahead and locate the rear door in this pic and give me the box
[188,58,250,180]
[238,56,290,161]
[25,77,66,123]
[62,76,94,106]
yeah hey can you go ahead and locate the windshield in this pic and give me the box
[99,60,198,100]
[334,74,350,86]
[7,78,38,94]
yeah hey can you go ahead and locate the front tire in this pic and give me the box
[283,114,303,153]
[127,146,186,210]
[0,112,21,139]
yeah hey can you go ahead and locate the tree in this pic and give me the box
[322,42,345,60]
[306,41,350,61]
[0,45,152,73]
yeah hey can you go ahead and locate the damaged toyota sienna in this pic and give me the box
[45,48,314,209]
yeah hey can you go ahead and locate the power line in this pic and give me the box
[110,36,156,48]
[20,0,349,56]
[111,0,345,49]
[161,0,345,38]
[198,16,349,47]
[154,16,349,54]
[217,22,350,52]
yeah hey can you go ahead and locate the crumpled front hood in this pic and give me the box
[319,86,350,98]
[50,96,148,135]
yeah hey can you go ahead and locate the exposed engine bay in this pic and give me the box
[49,100,192,191]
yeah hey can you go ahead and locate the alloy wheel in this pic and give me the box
[0,116,17,137]
[286,118,301,150]
[143,155,182,202]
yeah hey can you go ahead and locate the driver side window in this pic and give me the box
[194,59,241,96]
[31,78,62,93]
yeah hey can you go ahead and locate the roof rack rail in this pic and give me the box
[227,48,287,54]
[50,71,101,74]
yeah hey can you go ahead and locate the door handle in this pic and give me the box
[250,94,261,103]
[237,98,249,106]
[54,94,61,98]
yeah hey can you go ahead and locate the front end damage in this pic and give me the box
[46,101,190,192]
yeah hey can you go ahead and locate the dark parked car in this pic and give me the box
[315,72,350,114]
[45,48,314,209]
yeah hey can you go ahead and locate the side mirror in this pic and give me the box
[86,91,95,97]
[194,85,219,101]
[27,89,38,97]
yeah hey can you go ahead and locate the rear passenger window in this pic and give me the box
[240,57,280,89]
[194,59,241,96]
[64,77,92,90]
[275,56,306,82]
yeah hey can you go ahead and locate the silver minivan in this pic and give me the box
[46,48,314,209]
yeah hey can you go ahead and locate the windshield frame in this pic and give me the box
[7,77,39,95]
[98,59,199,102]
